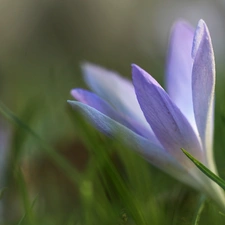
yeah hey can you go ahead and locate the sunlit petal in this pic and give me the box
[82,63,151,130]
[132,64,203,164]
[166,21,197,131]
[71,88,157,141]
[192,20,215,171]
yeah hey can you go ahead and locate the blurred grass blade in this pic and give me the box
[0,101,81,186]
[192,195,206,225]
[181,148,225,190]
[17,193,38,225]
[16,167,36,225]
[12,97,41,161]
[0,187,6,200]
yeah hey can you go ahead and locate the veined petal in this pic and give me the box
[192,20,216,170]
[132,64,203,165]
[166,21,197,132]
[81,63,151,130]
[68,100,202,189]
[71,88,158,141]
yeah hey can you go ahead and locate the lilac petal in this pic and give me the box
[71,88,121,122]
[192,20,215,169]
[166,21,197,131]
[71,88,159,142]
[132,64,203,165]
[81,63,151,131]
[68,100,202,189]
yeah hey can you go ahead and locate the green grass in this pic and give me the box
[0,86,225,224]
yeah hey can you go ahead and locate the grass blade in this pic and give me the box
[0,101,81,187]
[181,148,225,190]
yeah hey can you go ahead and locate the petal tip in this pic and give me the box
[198,19,206,27]
[131,64,140,73]
[169,19,194,42]
[132,64,144,81]
[132,64,159,88]
[81,61,97,73]
[192,19,209,58]
[67,100,83,110]
[67,100,74,105]
[131,63,138,67]
[70,89,76,97]
[172,19,193,31]
[70,88,84,100]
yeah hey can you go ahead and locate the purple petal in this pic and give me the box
[71,88,159,142]
[166,20,196,130]
[192,20,215,169]
[81,63,151,131]
[132,64,203,164]
[68,100,201,189]
[71,88,121,121]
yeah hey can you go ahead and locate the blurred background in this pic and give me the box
[1,0,225,224]
[1,0,225,112]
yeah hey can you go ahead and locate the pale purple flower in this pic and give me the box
[68,20,225,207]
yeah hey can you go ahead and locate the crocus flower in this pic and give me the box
[68,19,225,207]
